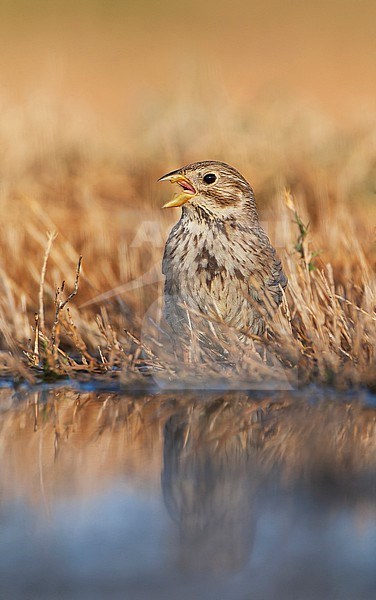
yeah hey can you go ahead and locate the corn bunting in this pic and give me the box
[159,161,287,348]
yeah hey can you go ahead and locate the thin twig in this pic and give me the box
[51,256,83,355]
[33,312,39,365]
[39,231,57,333]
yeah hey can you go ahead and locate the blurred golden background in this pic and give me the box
[1,0,375,124]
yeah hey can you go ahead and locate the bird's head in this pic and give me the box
[159,161,257,221]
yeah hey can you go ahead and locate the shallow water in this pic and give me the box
[0,385,375,599]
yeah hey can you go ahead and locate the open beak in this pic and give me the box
[158,171,196,208]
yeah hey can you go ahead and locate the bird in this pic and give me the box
[159,161,287,352]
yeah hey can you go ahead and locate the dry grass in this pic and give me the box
[0,95,374,389]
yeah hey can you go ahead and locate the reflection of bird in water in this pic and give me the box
[161,395,261,573]
[160,161,287,351]
[160,391,376,580]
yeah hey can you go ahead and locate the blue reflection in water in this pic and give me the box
[0,387,375,599]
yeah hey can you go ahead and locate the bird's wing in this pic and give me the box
[242,229,287,312]
[266,250,288,307]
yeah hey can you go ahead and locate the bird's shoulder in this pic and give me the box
[162,220,183,275]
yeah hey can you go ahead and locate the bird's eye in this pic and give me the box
[203,173,217,184]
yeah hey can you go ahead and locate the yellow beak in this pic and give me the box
[158,172,197,208]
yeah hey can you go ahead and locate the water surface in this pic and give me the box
[0,386,375,599]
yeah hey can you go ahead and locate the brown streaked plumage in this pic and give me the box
[159,160,287,346]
